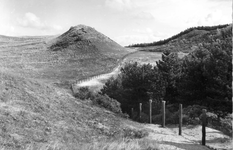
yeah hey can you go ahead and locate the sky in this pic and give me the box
[0,0,231,46]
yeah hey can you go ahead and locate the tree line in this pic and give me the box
[127,24,229,48]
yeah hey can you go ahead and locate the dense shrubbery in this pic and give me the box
[74,87,122,114]
[101,62,166,115]
[101,25,232,120]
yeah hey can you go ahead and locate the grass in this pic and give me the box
[123,51,187,66]
[0,138,159,150]
[80,138,159,150]
[0,30,129,89]
[136,30,212,53]
[0,70,157,150]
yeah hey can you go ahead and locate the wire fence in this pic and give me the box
[130,100,208,146]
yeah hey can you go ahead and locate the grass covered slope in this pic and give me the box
[0,71,135,149]
[0,25,129,88]
[129,24,230,53]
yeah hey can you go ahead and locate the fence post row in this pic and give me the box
[202,109,207,146]
[179,104,182,135]
[162,101,166,127]
[149,99,152,124]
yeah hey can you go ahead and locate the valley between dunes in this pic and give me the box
[0,24,231,150]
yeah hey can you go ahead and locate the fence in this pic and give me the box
[131,100,208,146]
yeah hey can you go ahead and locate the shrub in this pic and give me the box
[122,128,149,139]
[165,105,206,125]
[139,112,149,123]
[92,94,122,114]
[74,87,122,114]
[183,105,206,120]
[152,108,179,124]
[207,112,232,137]
[74,87,94,100]
[164,104,232,136]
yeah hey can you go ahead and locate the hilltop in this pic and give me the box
[128,24,231,53]
[0,25,129,88]
[49,25,126,56]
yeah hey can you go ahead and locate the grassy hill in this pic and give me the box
[0,70,146,149]
[128,24,230,53]
[0,25,129,88]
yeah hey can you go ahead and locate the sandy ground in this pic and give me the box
[142,124,232,150]
[76,65,120,88]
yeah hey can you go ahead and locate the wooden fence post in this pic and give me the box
[139,103,142,122]
[149,99,152,124]
[162,101,166,127]
[179,104,182,135]
[202,109,207,145]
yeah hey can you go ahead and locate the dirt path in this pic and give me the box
[77,65,120,87]
[141,124,232,150]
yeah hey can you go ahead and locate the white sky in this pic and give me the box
[0,0,231,46]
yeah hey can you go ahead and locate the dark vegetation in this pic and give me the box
[74,87,123,114]
[127,24,229,47]
[100,25,232,134]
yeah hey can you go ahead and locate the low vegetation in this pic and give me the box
[80,138,158,150]
[74,87,122,114]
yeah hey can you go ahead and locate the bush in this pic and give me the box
[123,128,149,139]
[74,87,94,100]
[183,105,206,120]
[151,107,179,124]
[164,105,206,125]
[74,87,122,114]
[138,112,149,123]
[163,104,232,136]
[207,112,232,137]
[92,94,122,114]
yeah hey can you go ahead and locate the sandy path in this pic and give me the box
[76,65,120,87]
[143,124,210,150]
[142,124,232,150]
[170,125,232,150]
